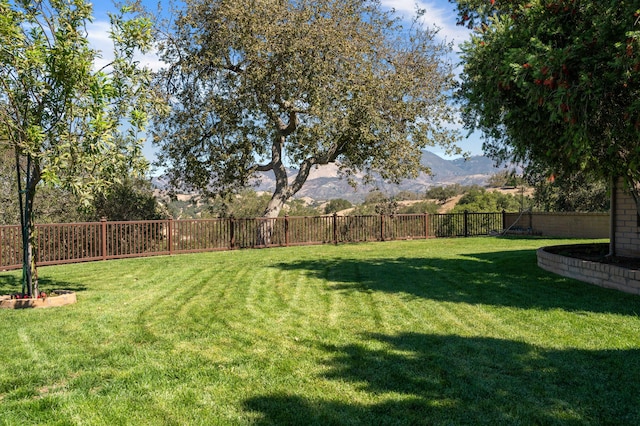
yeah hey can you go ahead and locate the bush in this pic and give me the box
[324,199,353,214]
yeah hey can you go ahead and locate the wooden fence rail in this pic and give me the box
[0,212,505,271]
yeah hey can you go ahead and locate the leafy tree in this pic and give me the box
[486,170,525,188]
[397,201,439,214]
[363,191,389,206]
[394,191,423,201]
[219,190,273,218]
[283,199,319,217]
[452,0,640,209]
[0,144,18,224]
[324,199,353,215]
[153,0,459,236]
[452,188,525,212]
[0,145,94,224]
[528,169,609,212]
[425,184,464,204]
[90,177,169,221]
[0,0,156,297]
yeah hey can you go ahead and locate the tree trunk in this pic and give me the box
[16,152,39,297]
[257,193,287,246]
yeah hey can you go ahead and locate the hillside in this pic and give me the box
[153,150,510,204]
[252,151,507,203]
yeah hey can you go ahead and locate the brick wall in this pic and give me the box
[504,212,609,239]
[538,246,640,295]
[614,178,640,257]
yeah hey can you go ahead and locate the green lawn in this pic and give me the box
[1,237,639,425]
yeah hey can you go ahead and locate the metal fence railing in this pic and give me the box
[0,211,506,271]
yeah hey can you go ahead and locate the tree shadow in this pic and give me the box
[0,274,87,295]
[245,332,640,424]
[272,248,640,316]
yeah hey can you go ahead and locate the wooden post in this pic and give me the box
[464,210,469,237]
[380,214,385,241]
[424,213,429,239]
[100,217,107,261]
[284,215,290,247]
[168,217,173,255]
[333,213,338,245]
[229,216,235,249]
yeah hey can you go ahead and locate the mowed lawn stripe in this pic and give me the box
[1,237,640,425]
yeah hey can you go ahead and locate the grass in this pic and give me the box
[0,236,639,425]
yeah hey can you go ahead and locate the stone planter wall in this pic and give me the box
[537,245,640,295]
[0,290,76,309]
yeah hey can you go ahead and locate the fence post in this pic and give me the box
[284,215,290,247]
[101,217,107,261]
[168,217,173,255]
[464,210,469,237]
[333,213,338,245]
[424,213,429,239]
[229,216,235,249]
[380,214,385,241]
[502,210,506,231]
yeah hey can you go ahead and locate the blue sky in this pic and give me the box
[89,0,483,161]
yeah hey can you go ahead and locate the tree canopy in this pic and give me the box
[452,0,640,202]
[153,0,460,219]
[0,0,157,296]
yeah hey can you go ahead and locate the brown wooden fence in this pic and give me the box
[0,212,506,271]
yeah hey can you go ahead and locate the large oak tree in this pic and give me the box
[452,0,640,209]
[152,0,460,228]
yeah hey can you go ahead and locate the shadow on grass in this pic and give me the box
[245,332,640,425]
[273,249,640,316]
[0,274,87,295]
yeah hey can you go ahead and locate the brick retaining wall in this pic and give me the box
[537,245,640,295]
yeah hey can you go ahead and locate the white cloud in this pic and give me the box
[86,20,163,72]
[380,0,471,49]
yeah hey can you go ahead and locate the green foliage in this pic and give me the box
[529,171,610,212]
[452,188,526,213]
[397,201,439,214]
[323,199,353,214]
[425,184,465,203]
[350,191,396,215]
[90,177,169,221]
[349,203,378,216]
[283,199,320,217]
[394,191,423,201]
[153,0,459,218]
[455,0,640,199]
[0,0,158,295]
[0,146,18,224]
[363,191,389,206]
[487,170,526,188]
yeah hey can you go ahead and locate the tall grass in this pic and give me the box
[0,237,639,425]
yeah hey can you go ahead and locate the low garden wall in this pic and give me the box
[537,244,640,295]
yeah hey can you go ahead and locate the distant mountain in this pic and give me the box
[253,151,507,203]
[153,150,508,203]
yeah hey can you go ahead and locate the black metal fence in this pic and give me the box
[0,211,505,270]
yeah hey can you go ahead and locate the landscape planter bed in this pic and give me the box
[0,290,77,309]
[537,243,640,295]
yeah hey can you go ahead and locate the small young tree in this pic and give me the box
[0,0,157,297]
